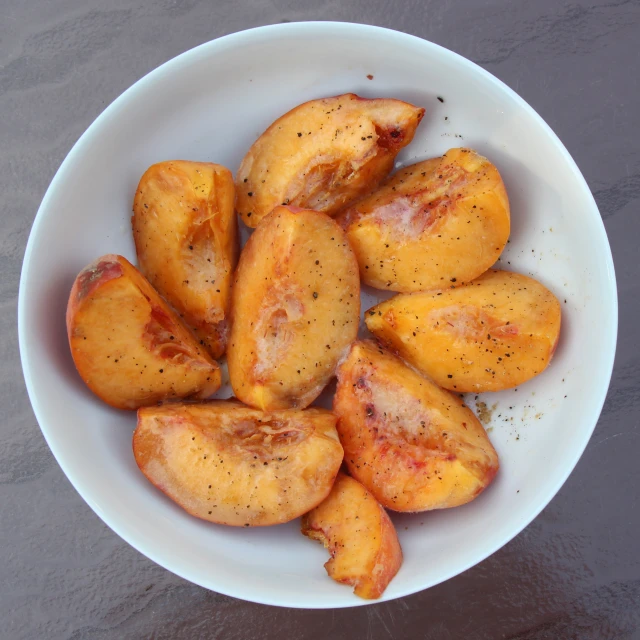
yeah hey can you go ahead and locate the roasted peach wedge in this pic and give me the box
[333,340,499,512]
[366,270,561,392]
[236,94,425,227]
[133,401,344,526]
[302,472,402,599]
[337,148,510,292]
[132,160,238,359]
[227,205,360,411]
[66,255,221,410]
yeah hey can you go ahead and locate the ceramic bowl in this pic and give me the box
[19,22,617,608]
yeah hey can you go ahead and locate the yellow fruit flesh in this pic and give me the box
[366,270,561,392]
[134,402,344,526]
[227,206,360,410]
[302,472,402,599]
[236,94,425,227]
[67,255,220,409]
[133,161,237,358]
[333,341,499,511]
[340,148,510,292]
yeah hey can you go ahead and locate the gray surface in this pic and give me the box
[2,0,638,638]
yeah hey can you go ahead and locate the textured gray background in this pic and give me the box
[2,0,638,638]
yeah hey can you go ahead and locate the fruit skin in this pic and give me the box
[337,147,510,292]
[366,269,562,392]
[333,340,499,512]
[227,205,360,411]
[301,472,402,600]
[133,401,344,527]
[132,160,238,359]
[66,254,221,410]
[235,93,425,227]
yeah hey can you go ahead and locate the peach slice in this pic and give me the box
[133,401,344,526]
[338,148,510,292]
[333,340,499,511]
[302,472,402,599]
[132,160,238,359]
[66,255,221,409]
[366,269,562,392]
[236,94,425,227]
[227,205,360,410]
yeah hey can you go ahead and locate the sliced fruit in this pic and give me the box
[132,160,238,359]
[227,205,360,410]
[302,472,402,599]
[66,254,221,409]
[366,269,562,392]
[333,340,499,511]
[236,93,425,227]
[338,148,510,292]
[133,401,344,526]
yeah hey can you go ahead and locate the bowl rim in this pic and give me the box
[18,21,618,608]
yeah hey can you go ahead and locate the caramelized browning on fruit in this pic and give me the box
[66,255,221,409]
[133,402,344,526]
[366,270,561,392]
[227,206,360,410]
[133,160,237,358]
[236,94,425,227]
[301,472,402,599]
[333,341,499,511]
[338,148,510,292]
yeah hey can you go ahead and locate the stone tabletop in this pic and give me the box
[2,1,638,638]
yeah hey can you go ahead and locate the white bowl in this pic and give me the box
[19,22,617,608]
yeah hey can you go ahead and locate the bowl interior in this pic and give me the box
[19,22,616,607]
